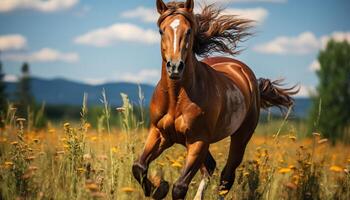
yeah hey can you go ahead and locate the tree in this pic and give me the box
[0,51,7,128]
[309,40,350,143]
[16,62,35,118]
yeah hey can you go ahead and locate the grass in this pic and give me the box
[0,95,349,200]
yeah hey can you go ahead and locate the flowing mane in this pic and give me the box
[157,2,253,57]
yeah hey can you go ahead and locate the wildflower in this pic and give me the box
[289,165,296,170]
[318,138,328,144]
[55,151,65,155]
[288,136,297,141]
[171,161,182,168]
[243,172,250,176]
[16,118,26,122]
[116,107,126,112]
[121,187,136,193]
[77,168,86,173]
[312,132,321,137]
[4,161,14,166]
[329,165,343,172]
[63,123,70,129]
[91,136,98,142]
[84,123,91,129]
[279,168,292,174]
[29,166,38,171]
[111,147,118,153]
[86,183,99,192]
[219,190,229,196]
[33,138,40,143]
[83,154,92,161]
[156,161,165,166]
[25,156,36,161]
[90,192,106,198]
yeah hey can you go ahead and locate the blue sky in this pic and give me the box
[0,0,349,97]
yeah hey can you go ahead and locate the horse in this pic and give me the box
[132,0,297,199]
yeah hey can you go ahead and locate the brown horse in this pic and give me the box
[132,0,297,199]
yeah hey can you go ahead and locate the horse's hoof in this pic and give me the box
[152,180,169,200]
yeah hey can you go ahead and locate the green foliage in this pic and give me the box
[309,40,350,143]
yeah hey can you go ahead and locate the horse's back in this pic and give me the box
[201,56,259,108]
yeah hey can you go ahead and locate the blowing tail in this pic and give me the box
[258,78,299,111]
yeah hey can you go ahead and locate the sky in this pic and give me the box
[0,0,349,97]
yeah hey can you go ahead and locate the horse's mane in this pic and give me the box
[157,2,253,57]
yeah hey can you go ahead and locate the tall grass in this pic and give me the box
[0,92,349,200]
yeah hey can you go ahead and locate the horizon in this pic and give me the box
[1,0,350,98]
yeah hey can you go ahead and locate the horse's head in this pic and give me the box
[156,0,195,80]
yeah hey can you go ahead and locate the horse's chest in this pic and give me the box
[157,104,203,134]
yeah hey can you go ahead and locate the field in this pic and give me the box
[0,100,349,200]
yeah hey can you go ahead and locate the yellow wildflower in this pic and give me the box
[329,165,343,172]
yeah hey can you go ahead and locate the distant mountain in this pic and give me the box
[5,77,154,106]
[4,77,312,117]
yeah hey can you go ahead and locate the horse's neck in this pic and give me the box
[160,55,199,115]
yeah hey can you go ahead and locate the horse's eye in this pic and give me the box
[159,29,164,35]
[186,29,192,36]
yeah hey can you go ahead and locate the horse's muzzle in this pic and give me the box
[166,60,185,80]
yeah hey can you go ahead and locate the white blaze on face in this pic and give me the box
[170,19,180,53]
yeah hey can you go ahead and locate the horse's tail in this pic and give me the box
[258,78,299,111]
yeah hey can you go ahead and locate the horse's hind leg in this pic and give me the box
[194,151,216,200]
[132,126,172,199]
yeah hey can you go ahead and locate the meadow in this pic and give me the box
[0,95,349,200]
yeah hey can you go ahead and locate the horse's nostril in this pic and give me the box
[178,61,184,71]
[166,61,172,68]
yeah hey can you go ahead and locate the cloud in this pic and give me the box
[120,5,268,25]
[254,32,319,55]
[295,84,316,97]
[221,7,268,24]
[0,0,79,12]
[254,31,350,55]
[74,23,160,47]
[3,48,79,63]
[320,32,350,49]
[121,6,158,23]
[203,0,287,3]
[0,34,27,51]
[3,74,19,82]
[118,69,160,85]
[309,60,320,71]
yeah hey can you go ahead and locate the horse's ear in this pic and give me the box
[156,0,167,14]
[185,0,194,12]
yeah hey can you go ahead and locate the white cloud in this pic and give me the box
[120,5,268,25]
[203,0,287,3]
[74,23,160,47]
[295,84,316,98]
[3,48,79,63]
[254,31,350,55]
[118,69,160,85]
[309,60,320,71]
[320,31,350,49]
[221,7,268,24]
[0,0,79,12]
[254,32,319,55]
[0,34,27,51]
[121,6,158,23]
[3,74,19,82]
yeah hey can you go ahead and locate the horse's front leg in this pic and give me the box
[172,140,209,200]
[132,126,172,199]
